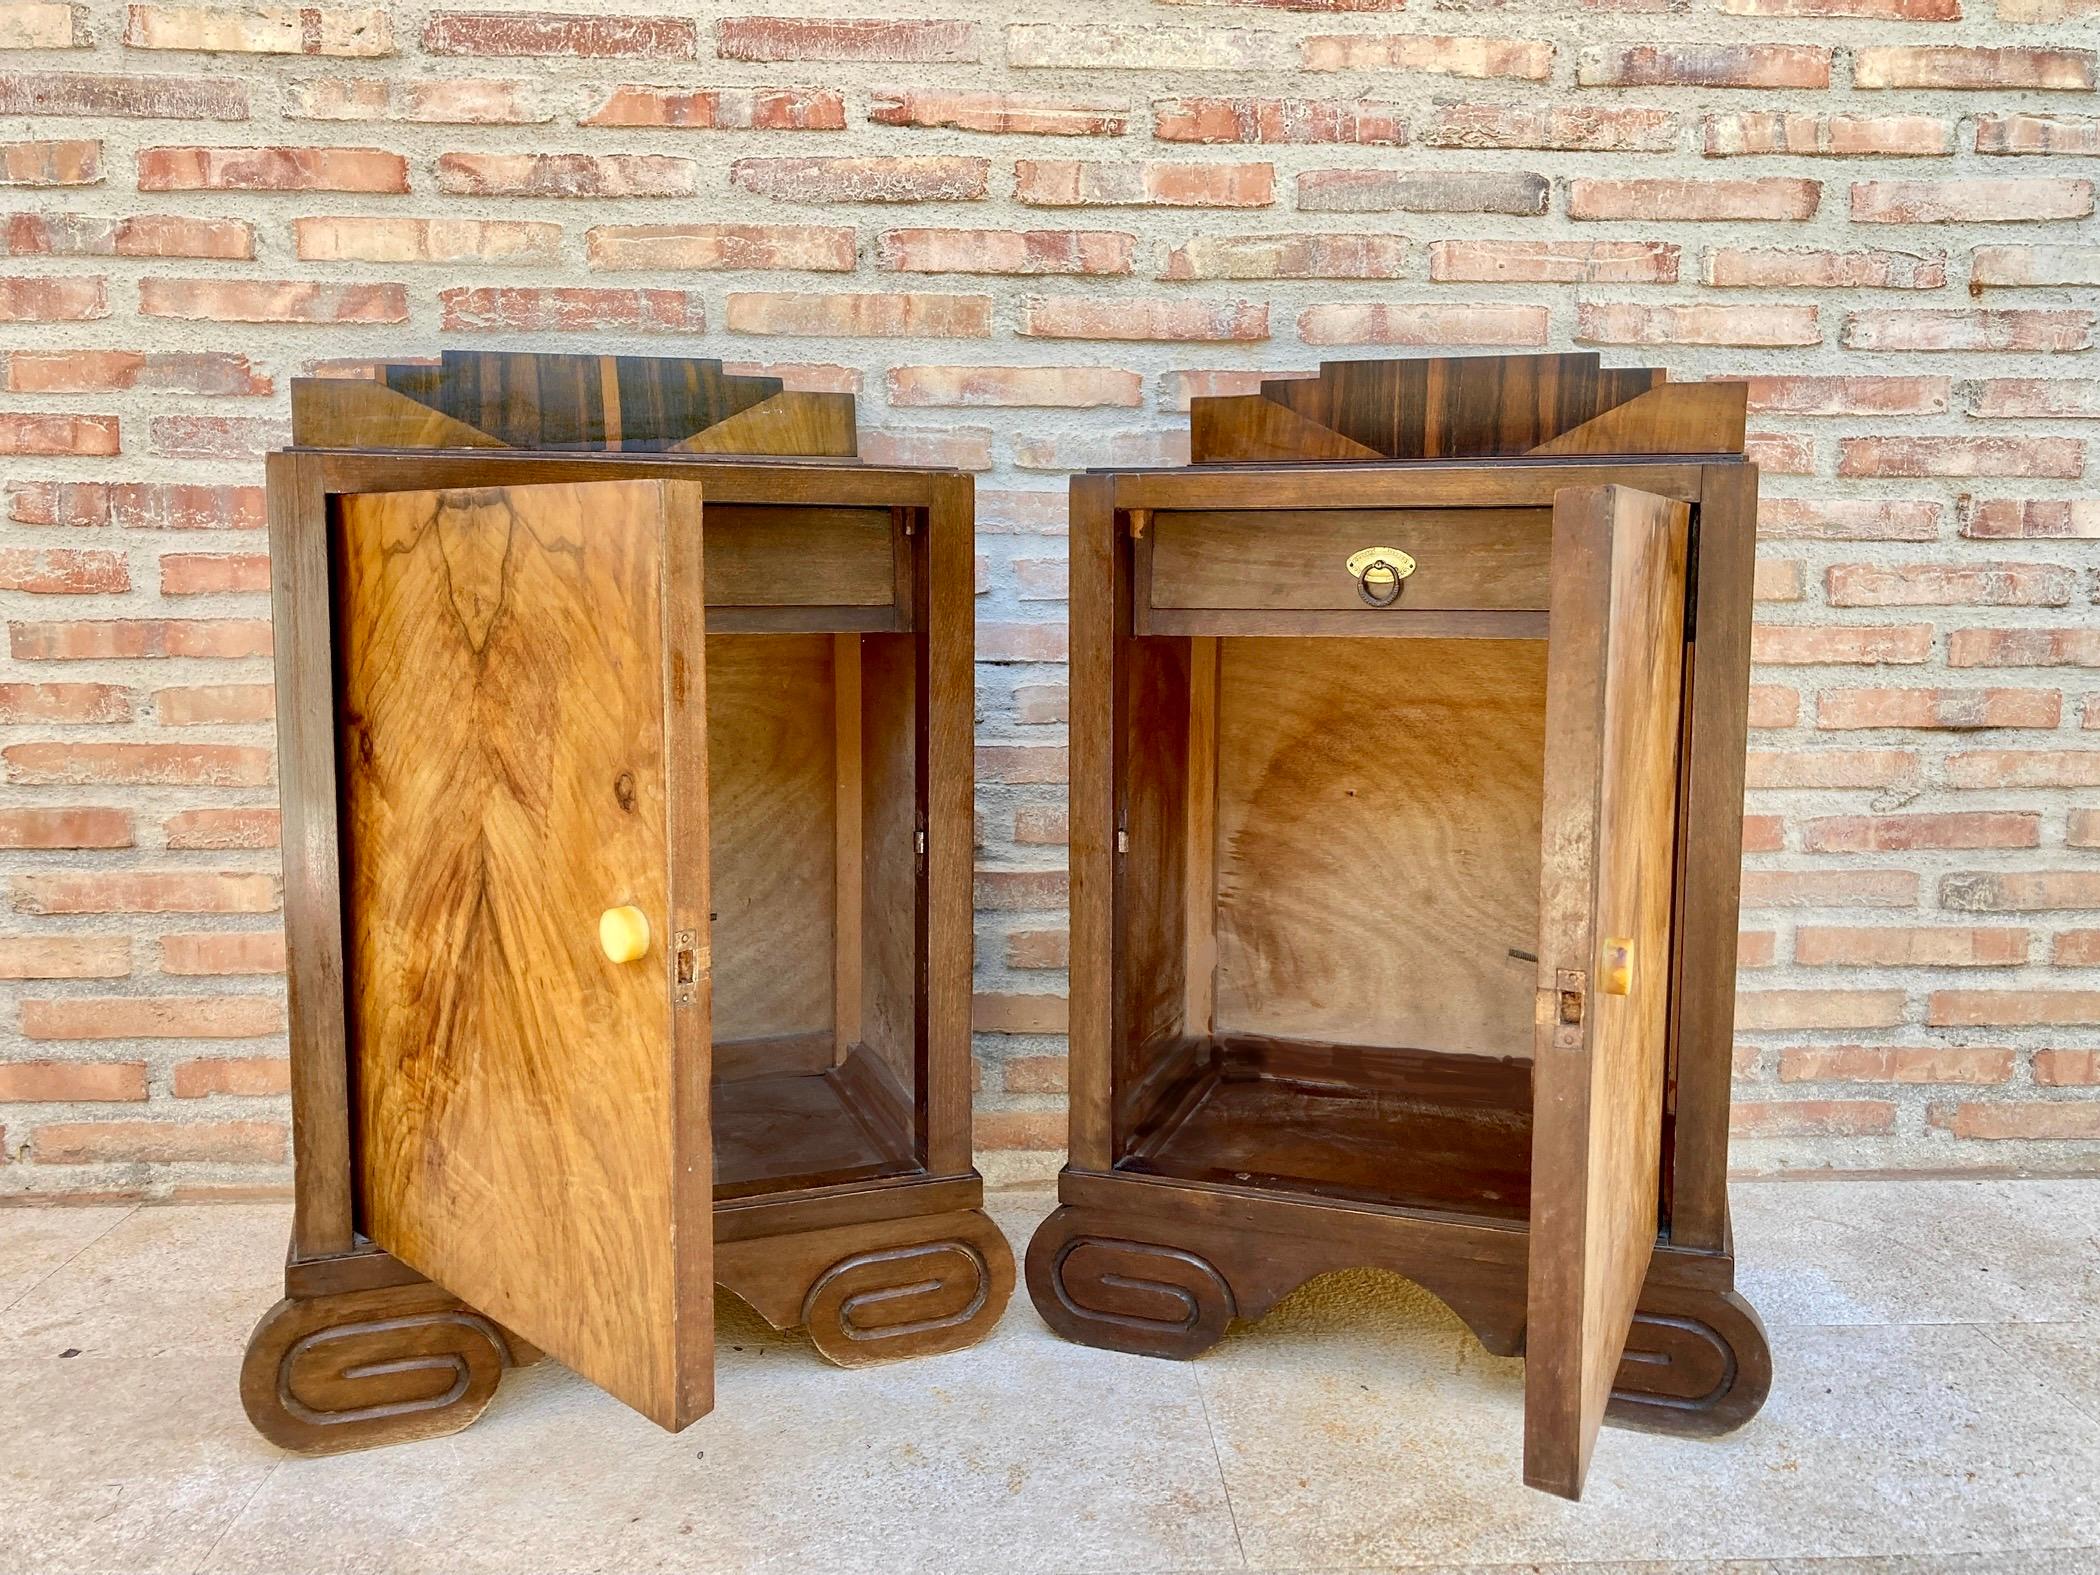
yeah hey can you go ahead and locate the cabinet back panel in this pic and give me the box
[702,505,896,609]
[706,633,837,1051]
[1212,637,1546,1058]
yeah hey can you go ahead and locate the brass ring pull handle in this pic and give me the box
[1346,547,1416,608]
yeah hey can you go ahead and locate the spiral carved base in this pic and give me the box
[1025,1211,1235,1359]
[1608,1286,1771,1438]
[799,1209,1015,1368]
[240,1280,527,1456]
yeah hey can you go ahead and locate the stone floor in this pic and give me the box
[2,1179,2096,1575]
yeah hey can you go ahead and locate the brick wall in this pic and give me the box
[0,0,2094,1200]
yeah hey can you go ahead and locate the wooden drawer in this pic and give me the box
[1145,507,1551,619]
[703,503,910,631]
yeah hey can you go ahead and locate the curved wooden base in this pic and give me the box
[1024,1197,1769,1438]
[240,1280,533,1456]
[719,1206,1015,1368]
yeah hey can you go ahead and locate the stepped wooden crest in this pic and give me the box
[1189,352,1747,464]
[290,350,858,457]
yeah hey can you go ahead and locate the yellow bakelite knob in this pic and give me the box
[1602,938,1633,996]
[599,906,651,964]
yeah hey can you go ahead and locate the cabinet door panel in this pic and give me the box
[335,478,713,1431]
[1524,484,1690,1498]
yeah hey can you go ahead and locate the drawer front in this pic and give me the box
[1148,507,1551,614]
[702,504,901,610]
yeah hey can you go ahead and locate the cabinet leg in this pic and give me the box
[1607,1284,1772,1438]
[799,1207,1015,1367]
[240,1280,527,1455]
[1024,1204,1236,1360]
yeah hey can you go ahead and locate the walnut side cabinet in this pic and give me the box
[239,352,1012,1454]
[1023,354,1773,1500]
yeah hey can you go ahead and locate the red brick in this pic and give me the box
[0,273,106,320]
[148,414,286,461]
[5,212,251,259]
[1578,302,1820,348]
[1961,500,2100,540]
[1930,990,2100,1028]
[1755,559,1805,602]
[1010,24,1278,72]
[11,618,270,660]
[1758,498,1942,541]
[0,72,248,119]
[294,215,560,265]
[1004,928,1068,968]
[1803,812,2038,852]
[164,807,278,850]
[1978,114,2100,157]
[1854,46,2096,91]
[1971,246,2100,290]
[1706,247,1946,290]
[0,936,130,979]
[1778,1047,2014,1085]
[1948,629,2100,668]
[141,276,405,324]
[889,366,1140,408]
[972,1110,1064,1151]
[725,291,990,338]
[1738,869,1919,908]
[1941,871,2100,912]
[1300,302,1547,347]
[1746,686,1799,729]
[2034,1050,2100,1086]
[3,348,266,395]
[1298,168,1546,214]
[127,5,391,54]
[717,18,979,63]
[424,12,692,57]
[0,413,118,456]
[1577,44,1831,89]
[875,227,1132,276]
[172,1056,288,1097]
[1703,113,1951,158]
[734,155,988,203]
[1165,233,1409,281]
[138,144,403,192]
[1739,928,1780,964]
[0,138,101,185]
[436,151,694,197]
[1946,751,2100,790]
[0,1061,147,1102]
[21,994,282,1040]
[1737,990,1908,1031]
[2074,811,2100,848]
[10,870,278,915]
[1746,376,1948,416]
[1418,103,1677,152]
[1843,438,2085,480]
[1730,1100,1895,1137]
[4,742,272,787]
[1013,804,1068,841]
[32,1119,284,1164]
[1723,0,1957,18]
[1745,748,1917,789]
[1843,309,2093,353]
[582,85,841,130]
[1967,381,2100,420]
[871,90,1125,137]
[155,554,267,598]
[586,223,852,273]
[287,77,550,124]
[1304,34,1553,79]
[1430,239,1677,284]
[1152,97,1404,145]
[1853,179,2092,225]
[0,546,128,593]
[971,992,1068,1034]
[439,286,701,335]
[1017,159,1271,209]
[1003,1055,1068,1094]
[1827,561,2074,607]
[0,682,132,724]
[974,867,1068,910]
[1022,297,1267,342]
[1569,177,1820,222]
[161,931,285,975]
[1931,1103,2100,1141]
[860,427,993,470]
[0,807,133,848]
[153,683,272,726]
[1014,430,1187,472]
[1796,927,2028,968]
[0,3,84,48]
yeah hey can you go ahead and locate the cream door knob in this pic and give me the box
[599,906,651,964]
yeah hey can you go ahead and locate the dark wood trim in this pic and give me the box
[1067,476,1118,1171]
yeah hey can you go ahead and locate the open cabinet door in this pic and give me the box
[1524,484,1691,1498]
[334,477,715,1431]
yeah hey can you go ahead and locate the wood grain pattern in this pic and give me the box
[337,478,712,1431]
[1148,507,1552,613]
[670,391,857,458]
[289,379,503,451]
[1212,637,1547,1058]
[1525,382,1748,458]
[1524,484,1689,1500]
[1188,393,1382,465]
[699,505,896,609]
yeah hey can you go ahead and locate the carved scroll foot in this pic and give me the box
[1607,1285,1772,1438]
[240,1281,528,1455]
[802,1207,1015,1368]
[1025,1205,1235,1360]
